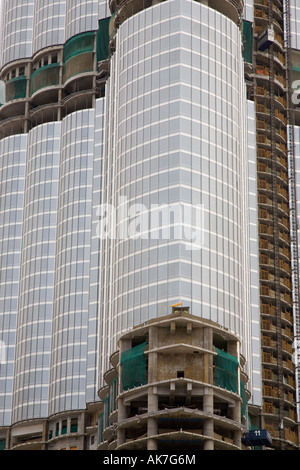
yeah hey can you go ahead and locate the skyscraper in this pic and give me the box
[0,0,299,451]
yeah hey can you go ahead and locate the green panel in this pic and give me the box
[97,17,111,62]
[214,347,239,394]
[6,76,27,101]
[242,20,253,64]
[103,395,110,430]
[121,342,147,391]
[240,380,247,419]
[0,440,5,451]
[98,412,104,444]
[109,377,118,414]
[63,31,95,63]
[30,63,60,95]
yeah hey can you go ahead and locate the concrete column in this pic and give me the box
[203,388,214,450]
[117,399,127,447]
[230,401,242,448]
[147,386,158,450]
[5,428,10,449]
[147,418,158,450]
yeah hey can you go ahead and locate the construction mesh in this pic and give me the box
[6,76,27,101]
[63,31,95,63]
[109,377,118,414]
[214,347,239,394]
[30,64,60,95]
[97,17,111,62]
[120,342,147,391]
[98,412,104,444]
[240,380,247,419]
[242,20,253,64]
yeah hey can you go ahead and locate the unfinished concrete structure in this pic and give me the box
[98,308,249,450]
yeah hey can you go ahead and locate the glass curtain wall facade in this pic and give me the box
[0,0,108,448]
[1,0,300,452]
[99,0,252,387]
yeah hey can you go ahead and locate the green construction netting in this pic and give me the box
[214,347,239,394]
[109,377,118,414]
[98,412,104,444]
[30,63,60,95]
[97,16,112,62]
[6,76,27,101]
[240,380,247,419]
[242,20,253,64]
[63,31,95,64]
[121,342,147,391]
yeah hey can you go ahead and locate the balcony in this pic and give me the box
[30,63,60,96]
[63,31,95,87]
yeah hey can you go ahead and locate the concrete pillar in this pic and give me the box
[203,388,214,450]
[147,418,158,450]
[147,386,158,450]
[117,399,127,446]
[230,401,242,448]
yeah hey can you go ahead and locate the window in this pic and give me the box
[71,418,78,433]
[62,420,67,434]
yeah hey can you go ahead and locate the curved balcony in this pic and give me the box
[208,0,244,25]
[30,63,61,106]
[0,76,27,123]
[63,31,95,89]
[6,75,27,102]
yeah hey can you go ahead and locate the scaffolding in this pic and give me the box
[254,0,299,449]
[285,0,300,422]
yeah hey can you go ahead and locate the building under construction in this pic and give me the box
[0,0,300,452]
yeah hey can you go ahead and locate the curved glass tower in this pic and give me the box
[99,0,251,384]
[0,0,109,451]
[0,0,299,453]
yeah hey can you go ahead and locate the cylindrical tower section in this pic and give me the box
[1,1,35,65]
[12,122,61,423]
[0,135,27,427]
[99,0,250,382]
[49,109,95,415]
[65,0,101,42]
[86,97,106,404]
[32,0,67,55]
